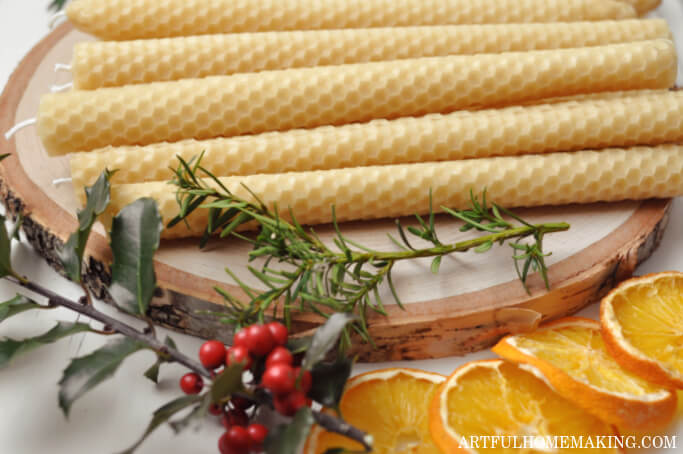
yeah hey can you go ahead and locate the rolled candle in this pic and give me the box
[39,40,677,156]
[620,0,661,14]
[102,146,683,239]
[71,20,671,89]
[70,90,683,196]
[65,0,636,41]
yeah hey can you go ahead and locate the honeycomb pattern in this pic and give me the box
[71,19,671,89]
[70,90,683,196]
[621,0,661,15]
[39,40,677,156]
[66,0,636,41]
[102,146,683,239]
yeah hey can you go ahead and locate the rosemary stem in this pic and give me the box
[8,277,211,378]
[340,222,570,263]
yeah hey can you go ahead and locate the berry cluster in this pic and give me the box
[178,322,313,454]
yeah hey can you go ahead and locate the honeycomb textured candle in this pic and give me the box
[71,20,671,89]
[38,40,677,156]
[65,0,636,41]
[70,90,683,193]
[103,146,683,239]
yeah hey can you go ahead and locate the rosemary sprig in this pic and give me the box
[169,154,570,344]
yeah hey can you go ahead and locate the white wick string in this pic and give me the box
[53,177,73,186]
[48,11,67,30]
[4,118,37,140]
[54,63,72,72]
[51,82,73,93]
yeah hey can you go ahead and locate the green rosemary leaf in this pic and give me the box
[224,267,256,300]
[395,220,416,251]
[386,233,409,251]
[430,256,442,274]
[386,270,404,310]
[219,212,252,238]
[474,241,494,253]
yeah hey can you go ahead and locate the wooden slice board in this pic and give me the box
[0,23,671,361]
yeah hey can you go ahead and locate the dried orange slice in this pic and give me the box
[492,317,676,430]
[429,359,620,453]
[601,271,683,389]
[304,368,444,454]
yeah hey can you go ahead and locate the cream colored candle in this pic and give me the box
[39,40,677,156]
[65,0,636,41]
[620,0,661,14]
[70,90,683,195]
[102,146,683,239]
[71,20,671,89]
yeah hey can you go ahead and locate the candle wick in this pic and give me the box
[52,177,73,186]
[48,11,67,30]
[54,63,72,72]
[51,82,73,93]
[4,118,37,140]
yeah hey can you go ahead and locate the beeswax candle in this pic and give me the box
[66,0,636,41]
[71,20,670,89]
[70,90,683,195]
[102,146,683,239]
[39,40,677,155]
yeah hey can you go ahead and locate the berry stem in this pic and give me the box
[12,277,211,378]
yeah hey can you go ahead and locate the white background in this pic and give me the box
[0,1,682,453]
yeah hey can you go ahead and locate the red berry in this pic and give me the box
[261,363,296,395]
[199,340,227,369]
[226,346,252,369]
[245,324,276,357]
[265,346,293,368]
[179,372,203,395]
[219,426,251,454]
[230,395,253,410]
[232,329,249,349]
[222,408,249,429]
[209,403,223,416]
[273,390,309,417]
[218,432,233,454]
[247,423,268,448]
[294,367,313,394]
[266,322,288,346]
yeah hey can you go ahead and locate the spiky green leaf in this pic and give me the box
[58,337,145,417]
[58,170,112,282]
[108,198,163,315]
[0,322,91,368]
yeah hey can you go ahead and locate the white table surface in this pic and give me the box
[0,1,682,453]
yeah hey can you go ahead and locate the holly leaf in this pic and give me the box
[0,215,15,278]
[143,362,161,384]
[48,0,69,11]
[211,363,244,403]
[58,337,146,417]
[0,295,42,323]
[119,394,202,454]
[264,407,315,454]
[143,336,177,384]
[308,358,353,409]
[0,322,91,368]
[58,170,113,283]
[108,198,163,315]
[168,393,212,433]
[302,313,356,370]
